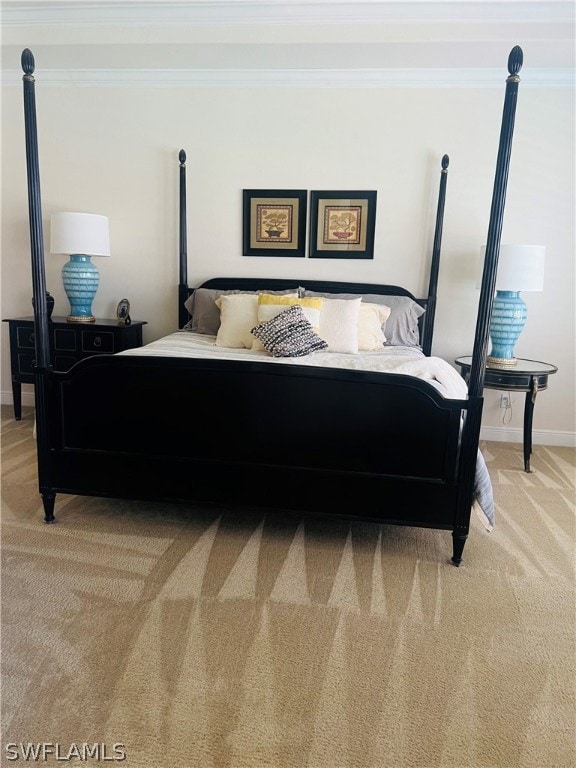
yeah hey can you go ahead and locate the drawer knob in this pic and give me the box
[93,336,102,348]
[30,333,35,343]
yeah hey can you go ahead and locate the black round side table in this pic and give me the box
[455,356,558,472]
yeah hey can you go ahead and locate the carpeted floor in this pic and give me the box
[1,405,575,767]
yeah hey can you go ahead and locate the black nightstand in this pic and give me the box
[3,316,147,420]
[455,356,558,472]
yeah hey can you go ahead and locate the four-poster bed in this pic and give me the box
[20,46,524,564]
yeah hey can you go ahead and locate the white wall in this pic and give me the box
[2,80,574,442]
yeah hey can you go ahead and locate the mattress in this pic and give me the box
[119,331,469,399]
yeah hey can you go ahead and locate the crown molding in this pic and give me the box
[2,66,573,88]
[2,1,574,27]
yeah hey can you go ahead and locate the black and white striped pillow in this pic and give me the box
[251,304,328,358]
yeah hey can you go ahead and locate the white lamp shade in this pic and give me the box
[50,212,110,257]
[480,244,545,292]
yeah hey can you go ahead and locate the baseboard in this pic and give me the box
[480,426,576,448]
[1,390,35,409]
[3,390,575,448]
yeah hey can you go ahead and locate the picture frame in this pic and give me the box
[116,298,131,325]
[309,190,377,259]
[243,189,307,257]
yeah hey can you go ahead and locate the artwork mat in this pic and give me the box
[310,190,377,259]
[243,189,307,257]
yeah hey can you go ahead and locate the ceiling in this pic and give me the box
[2,0,574,87]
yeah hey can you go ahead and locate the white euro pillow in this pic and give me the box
[318,297,362,353]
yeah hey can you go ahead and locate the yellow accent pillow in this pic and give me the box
[257,294,323,327]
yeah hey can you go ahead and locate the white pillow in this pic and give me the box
[358,302,392,351]
[215,294,260,348]
[318,297,362,353]
[215,293,298,348]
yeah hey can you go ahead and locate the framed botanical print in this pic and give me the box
[309,190,377,259]
[243,189,307,257]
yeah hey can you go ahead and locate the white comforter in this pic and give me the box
[119,331,494,528]
[119,331,468,400]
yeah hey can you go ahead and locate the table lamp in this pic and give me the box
[481,244,545,368]
[50,212,110,323]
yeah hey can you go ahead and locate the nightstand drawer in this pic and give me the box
[17,352,35,375]
[82,330,114,353]
[16,326,35,349]
[487,373,515,387]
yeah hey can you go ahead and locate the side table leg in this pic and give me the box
[523,382,537,473]
[11,378,22,421]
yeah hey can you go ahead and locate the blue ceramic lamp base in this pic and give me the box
[61,254,99,323]
[487,290,527,369]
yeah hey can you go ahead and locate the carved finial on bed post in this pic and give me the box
[441,154,449,173]
[21,48,35,76]
[179,149,186,166]
[507,45,523,79]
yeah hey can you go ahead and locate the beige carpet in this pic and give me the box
[1,405,575,767]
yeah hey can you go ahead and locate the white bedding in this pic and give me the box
[119,331,468,400]
[119,331,494,528]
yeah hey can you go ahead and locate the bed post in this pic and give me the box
[178,149,188,329]
[21,49,55,523]
[422,153,449,356]
[453,46,523,565]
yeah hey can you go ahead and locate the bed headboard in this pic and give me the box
[199,277,420,301]
[177,153,450,356]
[196,276,429,346]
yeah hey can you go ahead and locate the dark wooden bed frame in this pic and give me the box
[20,46,524,564]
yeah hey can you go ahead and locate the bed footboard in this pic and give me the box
[44,355,467,530]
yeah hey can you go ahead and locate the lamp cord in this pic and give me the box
[502,391,513,425]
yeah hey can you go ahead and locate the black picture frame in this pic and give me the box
[243,189,307,257]
[309,190,377,259]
